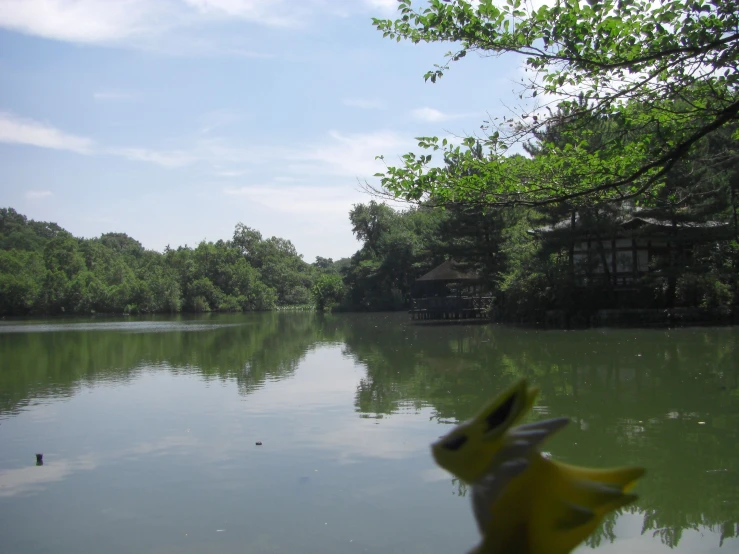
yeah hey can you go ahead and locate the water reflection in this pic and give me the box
[0,454,97,497]
[339,317,739,550]
[0,430,206,498]
[0,313,341,416]
[0,313,737,551]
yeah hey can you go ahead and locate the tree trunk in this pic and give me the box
[665,217,678,309]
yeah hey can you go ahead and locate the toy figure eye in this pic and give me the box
[443,434,468,451]
[485,393,516,431]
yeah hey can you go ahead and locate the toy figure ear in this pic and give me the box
[484,392,517,432]
[482,380,527,434]
[440,433,469,452]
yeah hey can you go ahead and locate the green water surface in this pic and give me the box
[0,313,737,553]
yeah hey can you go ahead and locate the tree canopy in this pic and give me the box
[371,0,739,207]
[0,208,344,316]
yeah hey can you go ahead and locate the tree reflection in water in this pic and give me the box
[340,316,739,550]
[1,313,737,548]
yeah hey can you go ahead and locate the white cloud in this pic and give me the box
[0,112,94,154]
[93,91,137,101]
[342,97,383,110]
[129,129,413,179]
[297,129,412,177]
[0,0,544,50]
[0,0,173,43]
[0,110,204,166]
[0,0,370,45]
[25,190,54,200]
[199,109,245,134]
[411,106,476,123]
[110,137,288,169]
[412,107,448,122]
[223,184,365,216]
[0,111,410,185]
[111,129,412,177]
[215,169,249,177]
[362,0,400,14]
[110,147,197,168]
[181,0,303,27]
[219,47,274,58]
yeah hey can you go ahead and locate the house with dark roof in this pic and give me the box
[528,215,733,290]
[409,259,492,320]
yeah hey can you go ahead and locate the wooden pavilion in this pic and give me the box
[528,215,733,289]
[409,260,493,320]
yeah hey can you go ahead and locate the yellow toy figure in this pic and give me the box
[432,379,645,554]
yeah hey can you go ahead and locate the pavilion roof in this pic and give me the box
[416,259,480,282]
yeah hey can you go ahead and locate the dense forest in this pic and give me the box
[3,176,737,320]
[2,1,738,322]
[2,119,738,319]
[2,107,738,319]
[0,208,345,316]
[343,201,737,321]
[355,0,739,323]
[341,106,739,320]
[342,97,739,321]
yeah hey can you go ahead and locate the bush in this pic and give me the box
[312,274,345,311]
[191,296,210,312]
[218,295,241,312]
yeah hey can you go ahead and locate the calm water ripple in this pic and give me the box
[0,312,737,553]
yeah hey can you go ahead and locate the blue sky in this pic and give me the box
[0,0,524,262]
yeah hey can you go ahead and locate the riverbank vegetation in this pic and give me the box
[340,158,739,321]
[2,164,737,319]
[2,1,738,319]
[372,0,739,207]
[356,0,739,321]
[0,208,345,316]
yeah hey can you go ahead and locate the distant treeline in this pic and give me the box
[0,208,347,316]
[341,199,738,321]
[339,114,739,321]
[3,173,738,318]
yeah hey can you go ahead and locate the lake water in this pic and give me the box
[1,313,737,554]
